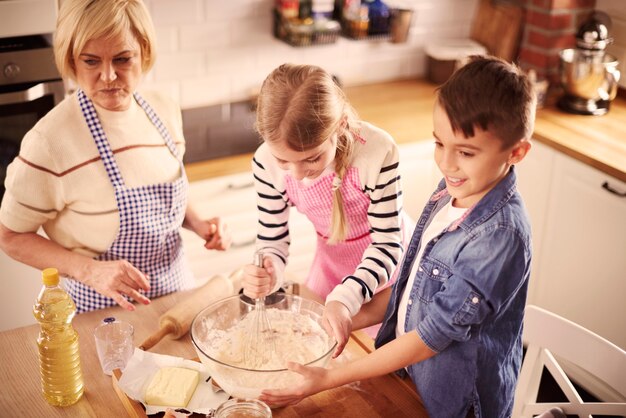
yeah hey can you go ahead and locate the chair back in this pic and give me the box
[512,305,626,417]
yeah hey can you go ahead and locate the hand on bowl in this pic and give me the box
[190,294,337,399]
[321,301,352,358]
[259,361,331,407]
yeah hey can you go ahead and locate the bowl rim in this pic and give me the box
[190,293,338,373]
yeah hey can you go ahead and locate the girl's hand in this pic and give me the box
[260,362,330,407]
[197,217,231,251]
[241,256,276,299]
[322,301,352,358]
[81,259,151,311]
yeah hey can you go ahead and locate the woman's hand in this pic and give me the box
[260,362,330,407]
[81,259,151,311]
[322,301,352,358]
[196,217,231,251]
[241,256,276,299]
[0,223,149,311]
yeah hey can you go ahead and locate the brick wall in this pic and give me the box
[518,0,596,82]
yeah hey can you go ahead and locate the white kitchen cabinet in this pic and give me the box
[515,141,556,305]
[183,171,258,282]
[397,141,441,222]
[0,251,42,331]
[535,152,626,349]
[517,143,626,349]
[183,170,318,285]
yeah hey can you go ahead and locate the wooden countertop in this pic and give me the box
[185,79,626,183]
[0,288,426,417]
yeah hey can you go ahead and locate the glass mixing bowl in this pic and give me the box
[190,293,337,399]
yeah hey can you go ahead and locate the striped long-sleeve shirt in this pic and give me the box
[252,122,407,315]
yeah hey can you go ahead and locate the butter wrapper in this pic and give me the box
[117,348,230,415]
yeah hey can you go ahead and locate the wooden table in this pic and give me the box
[0,288,427,417]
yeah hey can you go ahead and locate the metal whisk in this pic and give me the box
[243,251,276,368]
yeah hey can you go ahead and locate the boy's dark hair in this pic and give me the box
[437,55,536,149]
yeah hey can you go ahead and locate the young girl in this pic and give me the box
[241,64,410,354]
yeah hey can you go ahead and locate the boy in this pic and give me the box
[260,56,535,418]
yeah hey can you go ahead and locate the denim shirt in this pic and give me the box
[375,167,531,418]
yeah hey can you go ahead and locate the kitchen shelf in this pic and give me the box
[273,9,340,47]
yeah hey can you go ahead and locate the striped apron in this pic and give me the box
[65,90,194,313]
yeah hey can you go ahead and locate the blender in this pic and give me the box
[558,12,621,115]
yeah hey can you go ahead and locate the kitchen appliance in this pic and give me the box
[558,12,621,116]
[1,0,65,199]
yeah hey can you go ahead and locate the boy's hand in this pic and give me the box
[322,301,352,358]
[260,362,330,407]
[241,256,276,299]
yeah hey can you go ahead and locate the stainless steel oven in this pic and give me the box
[0,34,64,199]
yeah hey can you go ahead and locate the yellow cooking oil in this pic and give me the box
[32,267,84,406]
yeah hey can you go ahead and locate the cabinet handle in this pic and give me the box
[602,181,626,197]
[227,181,254,190]
[231,237,256,248]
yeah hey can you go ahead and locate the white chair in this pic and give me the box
[512,305,626,418]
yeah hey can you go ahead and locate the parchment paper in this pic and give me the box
[117,348,230,415]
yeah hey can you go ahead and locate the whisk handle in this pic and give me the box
[253,250,264,268]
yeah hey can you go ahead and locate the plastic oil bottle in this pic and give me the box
[33,267,84,406]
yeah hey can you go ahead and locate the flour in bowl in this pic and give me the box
[199,308,332,370]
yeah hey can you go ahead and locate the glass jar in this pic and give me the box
[214,398,272,418]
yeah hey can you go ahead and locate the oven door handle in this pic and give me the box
[0,82,58,106]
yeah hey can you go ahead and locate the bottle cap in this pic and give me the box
[42,268,60,286]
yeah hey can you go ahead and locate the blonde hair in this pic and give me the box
[53,0,157,81]
[255,64,360,244]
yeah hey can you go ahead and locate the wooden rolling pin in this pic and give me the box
[139,274,233,350]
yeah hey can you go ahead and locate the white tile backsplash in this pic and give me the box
[154,25,179,53]
[147,0,205,26]
[155,51,207,81]
[180,73,232,108]
[141,0,480,109]
[179,23,232,50]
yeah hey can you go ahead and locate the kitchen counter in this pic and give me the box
[0,286,427,417]
[185,79,626,183]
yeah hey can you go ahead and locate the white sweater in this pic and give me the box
[0,90,185,258]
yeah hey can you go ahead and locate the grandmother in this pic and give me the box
[0,0,231,312]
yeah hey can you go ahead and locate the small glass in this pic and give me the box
[214,398,272,418]
[94,317,134,375]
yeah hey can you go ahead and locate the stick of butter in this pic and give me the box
[145,367,200,407]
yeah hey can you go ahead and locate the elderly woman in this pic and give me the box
[0,0,230,313]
